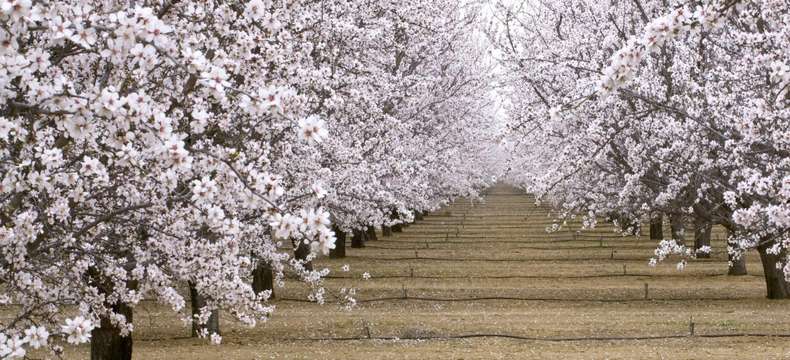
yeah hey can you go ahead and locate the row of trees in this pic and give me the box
[493,0,787,297]
[0,1,502,358]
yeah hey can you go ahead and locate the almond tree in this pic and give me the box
[0,0,503,358]
[492,0,788,295]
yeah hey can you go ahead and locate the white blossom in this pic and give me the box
[298,115,329,143]
[23,326,49,349]
[61,316,94,345]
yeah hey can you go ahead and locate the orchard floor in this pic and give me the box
[67,185,790,359]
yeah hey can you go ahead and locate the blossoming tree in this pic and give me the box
[492,0,788,296]
[0,0,502,359]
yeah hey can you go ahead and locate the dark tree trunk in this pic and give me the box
[392,223,403,233]
[366,226,377,241]
[91,303,133,360]
[293,239,313,271]
[728,251,748,276]
[389,209,403,232]
[329,227,346,258]
[382,225,393,237]
[189,282,220,337]
[351,229,366,248]
[88,267,136,360]
[414,211,424,222]
[252,262,275,299]
[650,214,663,240]
[669,213,685,245]
[724,229,747,276]
[757,241,790,299]
[693,219,711,259]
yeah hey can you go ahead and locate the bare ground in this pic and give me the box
[53,185,790,358]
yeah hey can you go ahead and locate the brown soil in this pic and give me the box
[57,185,790,359]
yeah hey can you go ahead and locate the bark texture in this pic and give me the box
[650,214,663,241]
[669,213,685,245]
[189,282,220,337]
[757,241,790,299]
[392,223,403,233]
[252,261,275,299]
[330,227,346,258]
[728,251,748,276]
[351,229,366,248]
[91,303,133,360]
[366,226,378,241]
[693,218,711,259]
[293,239,314,271]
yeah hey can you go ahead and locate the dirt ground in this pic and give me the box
[55,185,790,359]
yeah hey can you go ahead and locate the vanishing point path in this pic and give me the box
[119,184,790,359]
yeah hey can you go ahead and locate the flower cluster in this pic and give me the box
[0,325,50,359]
[599,3,726,96]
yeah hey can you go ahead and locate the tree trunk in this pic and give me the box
[382,225,393,237]
[366,226,377,241]
[728,251,748,276]
[693,219,711,259]
[669,213,685,245]
[724,229,747,276]
[293,239,313,271]
[252,262,275,299]
[392,223,403,233]
[329,227,346,258]
[88,268,135,360]
[390,210,403,232]
[415,211,424,222]
[91,303,133,360]
[650,214,663,240]
[189,282,220,337]
[351,229,366,248]
[756,241,790,299]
